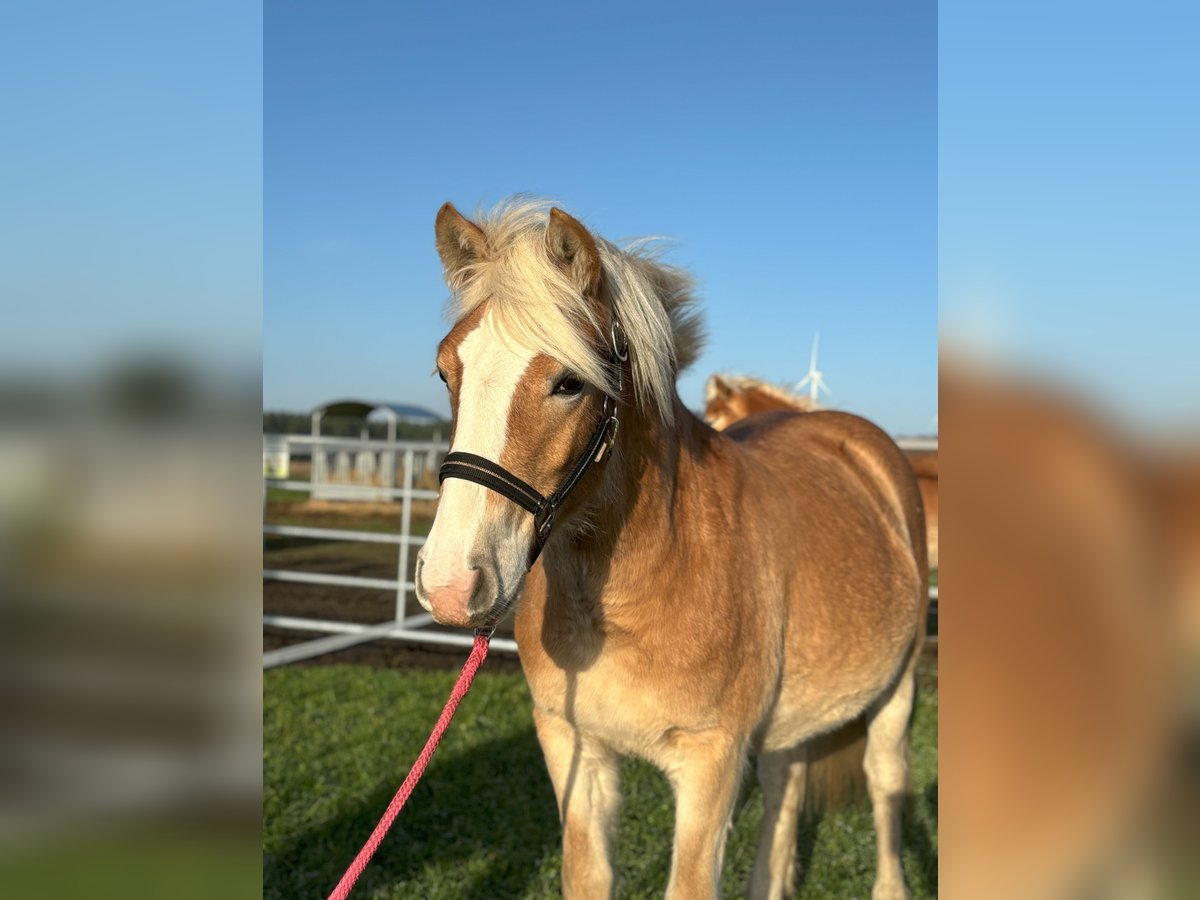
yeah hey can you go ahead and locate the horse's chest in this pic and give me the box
[524,647,716,758]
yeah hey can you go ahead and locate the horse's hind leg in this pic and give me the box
[747,744,807,900]
[864,665,916,900]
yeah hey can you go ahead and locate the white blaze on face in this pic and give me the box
[419,311,537,598]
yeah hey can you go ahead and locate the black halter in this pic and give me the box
[438,319,629,569]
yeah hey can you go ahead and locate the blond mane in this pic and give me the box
[446,197,704,425]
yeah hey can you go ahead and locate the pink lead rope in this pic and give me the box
[327,630,492,900]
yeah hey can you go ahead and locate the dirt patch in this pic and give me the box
[264,580,397,625]
[287,460,311,480]
[294,498,439,519]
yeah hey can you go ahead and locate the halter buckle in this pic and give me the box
[594,416,619,463]
[535,506,555,539]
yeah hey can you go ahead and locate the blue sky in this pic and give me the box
[0,1,261,377]
[264,1,937,435]
[940,0,1199,428]
[4,3,1192,435]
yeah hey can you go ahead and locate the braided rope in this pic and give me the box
[327,632,491,900]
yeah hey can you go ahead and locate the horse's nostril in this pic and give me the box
[422,568,481,627]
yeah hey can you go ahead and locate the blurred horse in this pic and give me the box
[417,199,928,899]
[706,373,938,570]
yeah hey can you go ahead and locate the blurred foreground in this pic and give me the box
[939,353,1198,899]
[0,360,262,898]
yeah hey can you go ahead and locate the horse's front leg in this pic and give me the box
[533,706,621,899]
[664,730,746,900]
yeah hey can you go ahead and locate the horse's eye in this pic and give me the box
[553,374,584,397]
[437,369,448,384]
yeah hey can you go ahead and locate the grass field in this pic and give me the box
[264,660,937,899]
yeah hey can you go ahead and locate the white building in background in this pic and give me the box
[266,399,445,502]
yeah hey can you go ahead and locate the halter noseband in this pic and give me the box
[437,319,629,569]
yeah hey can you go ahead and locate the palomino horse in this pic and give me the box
[705,373,938,571]
[416,199,928,899]
[703,373,816,431]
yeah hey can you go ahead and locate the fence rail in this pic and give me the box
[264,434,937,667]
[263,437,452,667]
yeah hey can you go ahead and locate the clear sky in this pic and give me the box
[264,1,937,435]
[940,0,1199,430]
[1,1,261,378]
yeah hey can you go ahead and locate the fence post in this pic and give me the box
[396,448,415,623]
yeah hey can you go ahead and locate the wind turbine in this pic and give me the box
[796,333,832,406]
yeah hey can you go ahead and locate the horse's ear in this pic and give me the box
[546,207,602,292]
[706,374,732,402]
[435,202,486,289]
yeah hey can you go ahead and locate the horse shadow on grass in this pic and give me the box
[264,727,561,899]
[265,733,937,899]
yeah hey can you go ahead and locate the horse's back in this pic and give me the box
[727,410,924,557]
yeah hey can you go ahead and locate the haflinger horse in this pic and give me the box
[702,374,817,431]
[415,199,928,900]
[705,373,938,571]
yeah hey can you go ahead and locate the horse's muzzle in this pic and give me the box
[417,561,501,628]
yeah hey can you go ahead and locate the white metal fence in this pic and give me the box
[263,435,938,667]
[263,435,519,668]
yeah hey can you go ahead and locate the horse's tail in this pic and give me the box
[804,717,868,815]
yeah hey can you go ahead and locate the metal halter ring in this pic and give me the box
[611,319,629,362]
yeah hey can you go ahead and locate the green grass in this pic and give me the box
[0,829,260,900]
[265,664,936,899]
[267,486,310,504]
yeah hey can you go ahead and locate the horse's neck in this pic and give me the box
[545,397,714,601]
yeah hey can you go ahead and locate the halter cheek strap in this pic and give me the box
[438,319,628,569]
